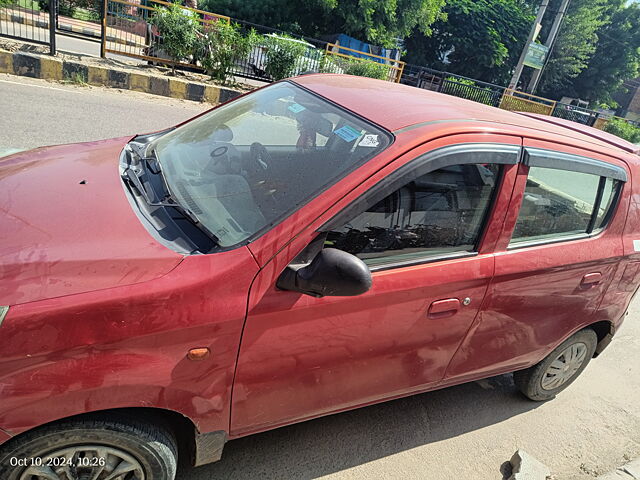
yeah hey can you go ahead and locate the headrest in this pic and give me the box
[211,124,233,142]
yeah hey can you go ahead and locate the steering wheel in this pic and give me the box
[248,142,282,205]
[249,142,271,173]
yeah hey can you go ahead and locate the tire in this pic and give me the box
[514,328,598,402]
[0,413,177,480]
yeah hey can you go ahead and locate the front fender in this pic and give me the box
[0,349,229,438]
[0,249,258,438]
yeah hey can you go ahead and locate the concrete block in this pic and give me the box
[39,56,63,81]
[108,69,129,89]
[12,52,40,78]
[0,50,13,74]
[187,82,205,102]
[87,64,109,85]
[509,450,551,480]
[203,84,220,104]
[62,61,88,83]
[149,76,170,97]
[168,77,188,99]
[219,87,241,104]
[129,72,150,93]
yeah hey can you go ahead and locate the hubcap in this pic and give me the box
[541,342,588,391]
[19,445,145,480]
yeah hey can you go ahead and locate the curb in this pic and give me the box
[0,11,144,48]
[0,48,243,104]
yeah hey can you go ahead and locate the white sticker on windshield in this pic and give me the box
[358,134,379,147]
[633,240,640,252]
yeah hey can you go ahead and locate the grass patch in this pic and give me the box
[16,0,41,10]
[63,70,88,85]
[72,7,100,22]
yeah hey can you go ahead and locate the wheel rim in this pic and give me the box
[19,445,145,480]
[541,342,588,391]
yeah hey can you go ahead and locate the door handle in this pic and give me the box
[428,298,461,319]
[581,272,602,287]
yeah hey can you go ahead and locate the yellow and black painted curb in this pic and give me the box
[0,11,144,48]
[0,49,243,104]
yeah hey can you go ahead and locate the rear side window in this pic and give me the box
[511,166,622,245]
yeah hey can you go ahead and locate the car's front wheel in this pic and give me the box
[0,414,178,480]
[514,328,598,401]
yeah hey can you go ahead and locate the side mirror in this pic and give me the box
[277,248,372,298]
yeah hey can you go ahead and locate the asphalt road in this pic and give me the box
[0,73,209,153]
[2,74,640,480]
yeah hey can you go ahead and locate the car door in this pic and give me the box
[230,137,522,437]
[446,140,630,380]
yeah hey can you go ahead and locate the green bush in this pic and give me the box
[36,0,100,18]
[149,2,201,74]
[343,57,389,80]
[446,75,474,85]
[318,54,344,74]
[197,23,257,85]
[263,35,307,81]
[603,117,640,144]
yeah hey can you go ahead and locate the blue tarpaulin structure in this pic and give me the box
[323,34,399,64]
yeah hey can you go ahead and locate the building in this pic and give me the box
[615,77,640,122]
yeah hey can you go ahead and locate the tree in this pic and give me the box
[567,1,640,104]
[200,0,446,48]
[535,0,609,100]
[337,0,447,47]
[403,0,535,84]
[197,23,259,85]
[603,117,640,143]
[149,2,201,74]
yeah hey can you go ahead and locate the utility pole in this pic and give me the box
[508,0,549,90]
[528,0,572,93]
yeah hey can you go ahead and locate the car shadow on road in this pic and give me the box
[178,374,539,480]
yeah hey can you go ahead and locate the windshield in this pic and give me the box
[151,82,391,248]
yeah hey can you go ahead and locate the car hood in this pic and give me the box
[0,137,184,306]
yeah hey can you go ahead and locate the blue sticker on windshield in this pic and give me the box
[288,103,306,113]
[334,125,361,143]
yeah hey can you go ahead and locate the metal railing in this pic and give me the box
[233,33,326,82]
[552,103,600,126]
[499,89,557,115]
[440,78,505,107]
[400,64,444,90]
[324,42,405,83]
[102,0,228,67]
[0,0,56,53]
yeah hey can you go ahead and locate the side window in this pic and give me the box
[511,166,621,245]
[325,164,502,267]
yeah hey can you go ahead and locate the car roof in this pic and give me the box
[516,112,639,155]
[292,74,640,156]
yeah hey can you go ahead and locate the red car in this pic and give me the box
[1,75,639,480]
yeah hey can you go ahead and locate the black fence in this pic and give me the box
[440,78,505,107]
[0,0,56,53]
[551,103,600,126]
[400,64,444,91]
[400,63,507,107]
[228,22,328,82]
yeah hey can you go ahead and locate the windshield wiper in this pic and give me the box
[122,144,220,245]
